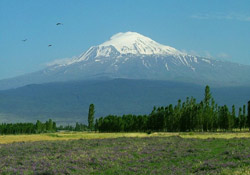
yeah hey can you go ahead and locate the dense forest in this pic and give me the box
[0,120,89,135]
[0,119,57,135]
[57,123,88,132]
[0,85,250,134]
[95,86,250,132]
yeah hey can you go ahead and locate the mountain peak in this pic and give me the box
[99,31,184,55]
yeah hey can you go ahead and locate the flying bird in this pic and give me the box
[56,23,63,25]
[48,44,52,47]
[22,39,27,42]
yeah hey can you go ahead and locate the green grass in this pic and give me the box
[1,136,250,174]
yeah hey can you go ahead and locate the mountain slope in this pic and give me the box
[0,31,250,90]
[0,79,250,124]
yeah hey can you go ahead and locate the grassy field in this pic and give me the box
[1,132,250,174]
[1,131,250,144]
[0,135,250,174]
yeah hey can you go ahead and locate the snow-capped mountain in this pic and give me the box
[0,31,250,90]
[54,31,191,67]
[47,31,205,78]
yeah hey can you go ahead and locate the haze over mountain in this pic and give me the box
[0,32,250,123]
[1,31,250,90]
[1,79,250,124]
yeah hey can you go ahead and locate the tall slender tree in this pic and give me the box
[239,107,243,131]
[88,104,95,130]
[203,85,212,131]
[204,85,211,107]
[247,101,250,131]
[36,120,42,133]
[231,105,236,129]
[243,105,247,129]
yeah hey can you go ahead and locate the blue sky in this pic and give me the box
[0,0,250,80]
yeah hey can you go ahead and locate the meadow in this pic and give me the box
[0,132,250,174]
[1,131,250,144]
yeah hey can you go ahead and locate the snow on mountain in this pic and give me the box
[58,31,194,69]
[1,31,250,90]
[40,32,250,87]
[99,32,184,56]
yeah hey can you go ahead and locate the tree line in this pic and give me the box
[0,120,90,135]
[1,85,250,134]
[0,119,56,135]
[57,122,88,131]
[94,86,250,132]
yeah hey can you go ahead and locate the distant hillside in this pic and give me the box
[0,79,249,125]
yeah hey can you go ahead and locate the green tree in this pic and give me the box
[231,105,236,129]
[53,122,56,131]
[94,119,99,131]
[218,105,230,130]
[203,85,212,131]
[46,119,53,131]
[75,122,80,131]
[247,101,250,131]
[239,107,243,131]
[204,85,211,107]
[88,104,95,130]
[243,105,247,129]
[35,120,42,133]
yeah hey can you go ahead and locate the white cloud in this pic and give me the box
[182,49,214,58]
[203,51,213,58]
[181,49,200,56]
[217,52,229,59]
[191,13,250,22]
[182,49,231,61]
[46,57,75,67]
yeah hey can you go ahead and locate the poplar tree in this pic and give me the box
[243,105,247,129]
[232,105,236,129]
[203,85,212,131]
[46,119,53,131]
[36,120,42,133]
[88,104,95,130]
[247,101,250,131]
[204,85,211,107]
[239,107,243,131]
